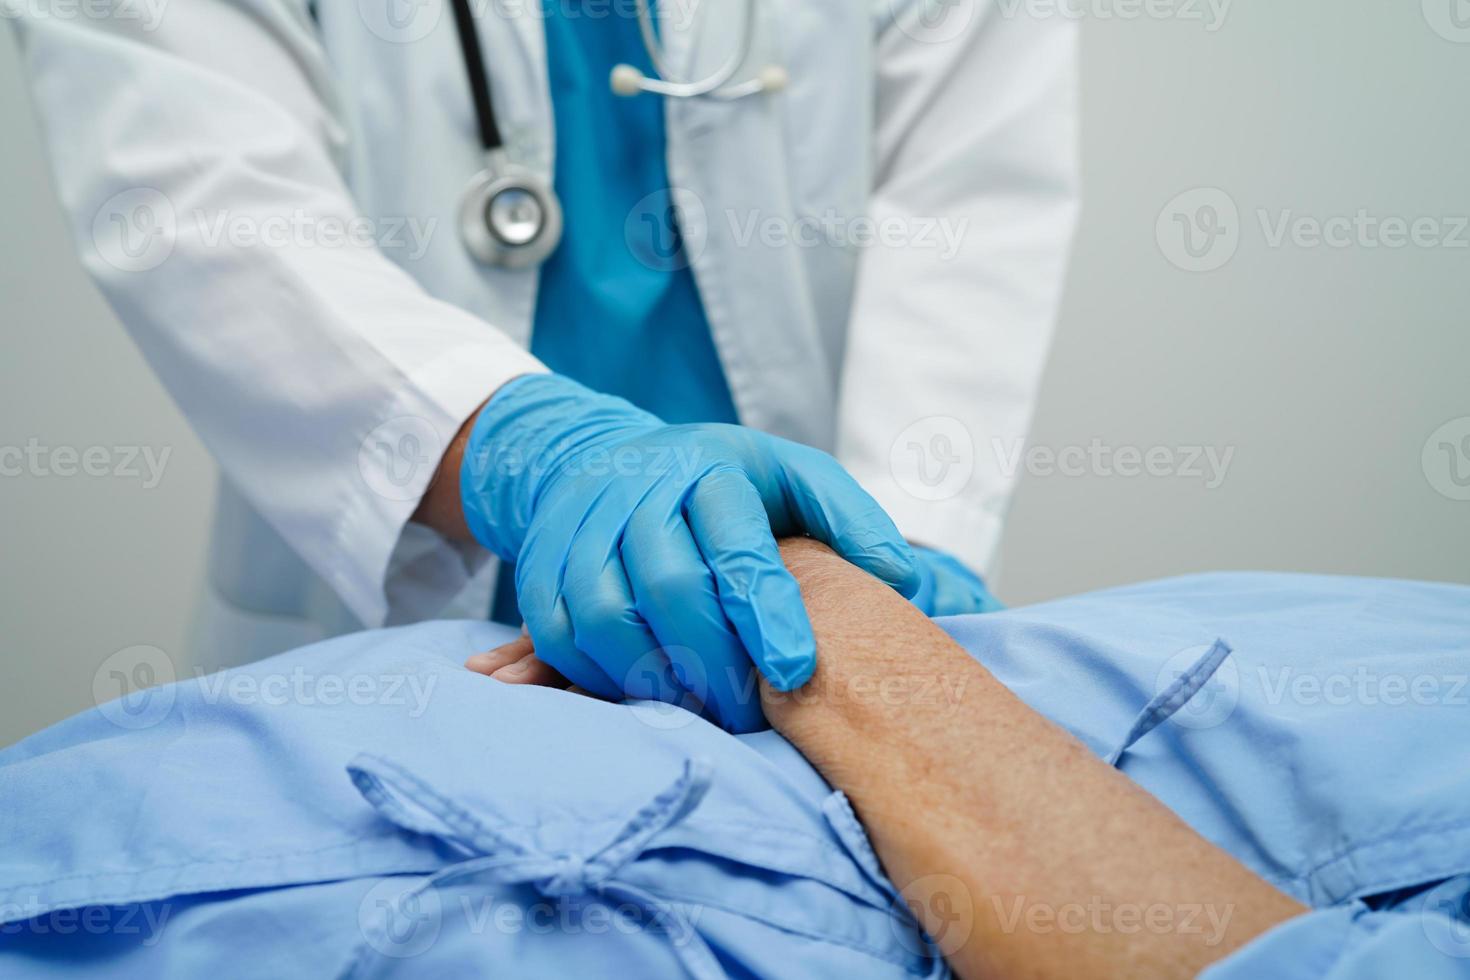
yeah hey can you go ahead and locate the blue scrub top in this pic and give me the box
[493,4,741,624]
[531,2,739,426]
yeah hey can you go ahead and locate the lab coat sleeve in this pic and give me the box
[6,0,545,625]
[1200,895,1470,979]
[835,0,1080,575]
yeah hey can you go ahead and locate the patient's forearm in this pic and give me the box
[764,539,1304,980]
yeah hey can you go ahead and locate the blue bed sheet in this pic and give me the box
[2,572,1469,978]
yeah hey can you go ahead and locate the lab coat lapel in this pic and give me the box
[660,2,837,448]
[660,0,708,82]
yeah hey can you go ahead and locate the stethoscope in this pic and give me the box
[450,0,787,269]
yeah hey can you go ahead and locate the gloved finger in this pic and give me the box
[911,555,939,616]
[916,546,1005,617]
[928,573,989,617]
[685,468,816,692]
[515,525,622,700]
[623,494,766,733]
[560,522,684,703]
[770,442,922,598]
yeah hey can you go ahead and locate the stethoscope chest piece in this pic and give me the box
[458,150,563,269]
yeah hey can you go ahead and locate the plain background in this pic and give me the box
[2,1,1467,746]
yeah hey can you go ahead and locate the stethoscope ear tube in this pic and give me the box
[448,0,780,268]
[611,0,780,100]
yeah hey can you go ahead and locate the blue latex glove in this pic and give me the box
[910,545,1006,617]
[461,374,921,732]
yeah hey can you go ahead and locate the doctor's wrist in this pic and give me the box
[409,398,484,543]
[417,373,592,550]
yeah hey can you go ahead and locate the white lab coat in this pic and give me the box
[8,0,1078,668]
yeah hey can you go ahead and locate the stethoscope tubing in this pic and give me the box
[448,0,503,154]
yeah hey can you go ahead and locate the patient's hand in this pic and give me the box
[465,537,900,703]
[465,634,570,688]
[464,540,852,704]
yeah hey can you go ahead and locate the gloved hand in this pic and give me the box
[910,545,1005,617]
[460,374,921,732]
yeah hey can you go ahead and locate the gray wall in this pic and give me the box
[3,1,1468,746]
[0,34,216,747]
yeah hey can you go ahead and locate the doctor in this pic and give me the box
[9,0,1077,730]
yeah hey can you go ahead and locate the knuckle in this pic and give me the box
[782,438,836,466]
[567,594,633,659]
[520,598,572,656]
[580,588,631,629]
[641,565,709,607]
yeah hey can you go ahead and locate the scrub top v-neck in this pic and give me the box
[496,4,742,623]
[529,2,739,426]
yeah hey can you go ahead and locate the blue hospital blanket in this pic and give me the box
[2,572,1470,978]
